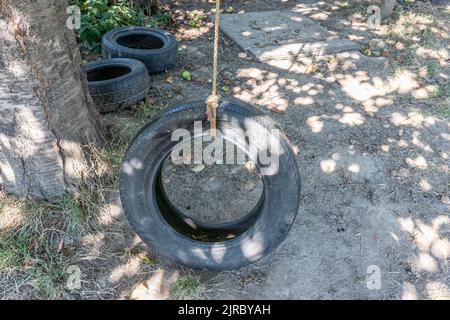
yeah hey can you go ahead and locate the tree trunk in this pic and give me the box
[131,0,162,15]
[0,0,107,200]
[381,0,396,19]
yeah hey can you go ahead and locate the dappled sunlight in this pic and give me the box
[419,178,432,192]
[318,147,381,182]
[80,232,106,258]
[0,195,25,232]
[307,116,324,133]
[402,281,419,300]
[129,268,179,300]
[240,232,266,261]
[405,155,428,170]
[340,68,424,102]
[97,202,123,226]
[390,111,437,128]
[415,47,449,65]
[426,281,450,300]
[109,256,143,284]
[411,252,438,272]
[411,130,434,153]
[338,111,365,126]
[398,214,450,275]
[320,159,337,173]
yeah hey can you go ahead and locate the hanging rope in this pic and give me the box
[206,0,221,138]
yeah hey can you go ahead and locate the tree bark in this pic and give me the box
[0,0,106,200]
[131,0,162,14]
[381,0,396,19]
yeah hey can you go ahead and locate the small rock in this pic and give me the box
[238,52,248,59]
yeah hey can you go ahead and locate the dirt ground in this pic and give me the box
[1,0,449,300]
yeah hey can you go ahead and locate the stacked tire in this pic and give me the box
[102,27,178,75]
[85,27,178,113]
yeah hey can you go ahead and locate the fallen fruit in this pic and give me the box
[182,71,192,81]
[222,86,229,94]
[226,6,235,13]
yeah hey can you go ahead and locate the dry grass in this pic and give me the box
[0,1,448,300]
[0,192,86,299]
[0,96,167,299]
[376,2,450,119]
[170,275,204,300]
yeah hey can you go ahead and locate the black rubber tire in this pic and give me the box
[102,27,178,75]
[85,58,150,114]
[120,98,301,270]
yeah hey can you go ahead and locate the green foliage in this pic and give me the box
[70,0,170,48]
[170,275,204,300]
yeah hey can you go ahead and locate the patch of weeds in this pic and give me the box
[88,113,147,186]
[399,47,416,66]
[25,196,86,237]
[58,196,86,236]
[437,83,450,99]
[0,194,87,299]
[103,148,125,176]
[425,59,439,77]
[86,110,152,188]
[104,113,144,151]
[426,83,450,119]
[433,107,450,120]
[142,253,156,267]
[0,231,26,272]
[430,98,450,120]
[427,83,450,100]
[28,259,70,300]
[186,11,206,28]
[132,102,160,121]
[170,275,204,300]
[147,11,172,28]
[127,246,155,266]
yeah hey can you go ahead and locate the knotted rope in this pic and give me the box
[206,0,221,138]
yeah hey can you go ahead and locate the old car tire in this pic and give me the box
[102,27,178,74]
[85,58,150,113]
[120,97,301,270]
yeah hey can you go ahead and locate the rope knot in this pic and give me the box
[206,94,220,138]
[206,0,221,139]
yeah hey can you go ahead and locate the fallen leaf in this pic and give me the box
[57,238,64,253]
[305,64,319,74]
[191,164,205,173]
[266,103,285,113]
[245,161,257,172]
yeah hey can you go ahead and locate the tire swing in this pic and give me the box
[119,1,301,271]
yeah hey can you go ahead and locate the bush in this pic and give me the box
[70,0,170,48]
